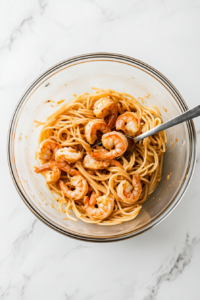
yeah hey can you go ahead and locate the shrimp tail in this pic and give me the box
[35,161,61,183]
[34,166,41,173]
[61,161,80,176]
[34,161,53,173]
[116,119,125,131]
[94,146,123,167]
[68,168,80,176]
[84,196,90,205]
[110,160,123,169]
[107,114,117,128]
[59,180,69,195]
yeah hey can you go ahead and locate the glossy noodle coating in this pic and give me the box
[34,88,167,225]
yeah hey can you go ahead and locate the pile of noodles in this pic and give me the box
[35,88,167,225]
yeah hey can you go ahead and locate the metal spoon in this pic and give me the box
[92,104,200,160]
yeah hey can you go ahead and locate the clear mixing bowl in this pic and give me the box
[7,53,196,242]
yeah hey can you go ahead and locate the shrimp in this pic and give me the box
[55,149,80,176]
[85,119,111,144]
[92,146,124,168]
[84,150,123,169]
[83,154,110,170]
[36,140,61,160]
[84,192,114,220]
[91,131,128,160]
[34,160,61,183]
[94,98,118,128]
[55,147,83,163]
[59,175,88,200]
[116,112,140,137]
[109,160,123,169]
[117,175,142,204]
[96,146,123,168]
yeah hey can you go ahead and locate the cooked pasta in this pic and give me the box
[34,88,167,225]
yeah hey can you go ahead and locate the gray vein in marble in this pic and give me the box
[12,219,37,258]
[0,273,31,300]
[64,290,97,300]
[87,0,122,22]
[89,0,155,25]
[9,205,22,219]
[64,289,79,300]
[85,289,111,300]
[64,289,110,300]
[0,284,13,300]
[19,274,31,300]
[0,220,38,300]
[40,15,74,32]
[112,276,135,299]
[0,17,33,51]
[38,0,47,14]
[0,219,37,268]
[158,7,182,22]
[1,0,47,51]
[158,2,200,23]
[63,244,91,258]
[144,234,200,300]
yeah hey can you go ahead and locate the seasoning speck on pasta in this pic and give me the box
[34,88,167,225]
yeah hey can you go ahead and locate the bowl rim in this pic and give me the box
[7,52,197,242]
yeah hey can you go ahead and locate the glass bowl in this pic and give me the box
[7,53,196,242]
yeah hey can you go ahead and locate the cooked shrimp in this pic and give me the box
[84,192,114,220]
[117,175,142,204]
[94,98,118,128]
[91,131,128,160]
[34,160,61,183]
[55,149,80,176]
[109,160,123,169]
[116,112,140,137]
[56,147,83,163]
[59,175,88,200]
[83,154,110,170]
[37,140,61,160]
[83,153,123,170]
[96,147,124,167]
[85,119,111,144]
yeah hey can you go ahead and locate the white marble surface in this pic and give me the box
[1,0,200,299]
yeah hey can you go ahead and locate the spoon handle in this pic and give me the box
[135,105,200,142]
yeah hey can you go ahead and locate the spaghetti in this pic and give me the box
[35,88,167,225]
